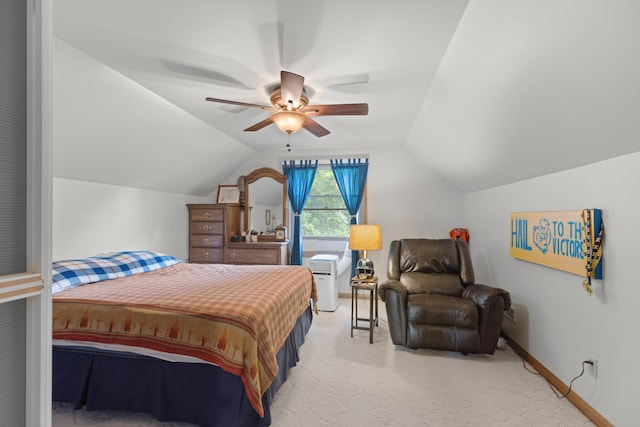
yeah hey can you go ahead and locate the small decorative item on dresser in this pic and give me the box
[216,185,240,204]
[274,225,287,242]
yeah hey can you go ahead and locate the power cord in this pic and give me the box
[503,346,592,399]
[551,360,592,399]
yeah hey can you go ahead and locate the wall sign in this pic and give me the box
[510,209,603,292]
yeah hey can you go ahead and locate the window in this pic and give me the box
[301,167,361,237]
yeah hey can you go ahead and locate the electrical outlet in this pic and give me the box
[586,356,598,379]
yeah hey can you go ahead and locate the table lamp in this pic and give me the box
[349,224,382,279]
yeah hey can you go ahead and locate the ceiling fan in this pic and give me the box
[205,70,368,137]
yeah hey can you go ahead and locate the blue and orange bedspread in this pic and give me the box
[52,262,317,417]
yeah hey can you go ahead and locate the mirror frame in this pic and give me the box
[243,167,288,233]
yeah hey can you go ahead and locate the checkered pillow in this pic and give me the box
[52,250,180,294]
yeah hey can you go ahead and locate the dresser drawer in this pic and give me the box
[224,247,282,265]
[190,221,223,235]
[190,208,224,222]
[190,234,223,248]
[190,248,223,263]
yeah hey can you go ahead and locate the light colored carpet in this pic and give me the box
[52,297,594,426]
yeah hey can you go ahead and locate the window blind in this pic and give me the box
[0,0,27,275]
[0,300,26,424]
[0,0,28,424]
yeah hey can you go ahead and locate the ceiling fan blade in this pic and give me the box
[321,73,370,88]
[244,117,274,132]
[280,71,305,108]
[303,103,369,116]
[162,59,254,89]
[277,3,326,69]
[205,97,273,111]
[302,117,330,137]
[257,22,284,76]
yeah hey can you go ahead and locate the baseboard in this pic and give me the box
[502,333,612,427]
[339,292,378,300]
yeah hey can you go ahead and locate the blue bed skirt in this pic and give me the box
[53,306,313,427]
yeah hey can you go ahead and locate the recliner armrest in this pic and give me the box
[463,284,511,353]
[378,279,409,346]
[378,279,407,303]
[461,284,511,311]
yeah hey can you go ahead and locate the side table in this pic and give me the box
[350,275,378,343]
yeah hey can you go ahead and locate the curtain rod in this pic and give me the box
[278,154,369,163]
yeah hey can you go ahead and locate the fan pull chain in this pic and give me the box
[286,132,292,152]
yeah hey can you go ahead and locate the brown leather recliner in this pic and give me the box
[378,239,511,354]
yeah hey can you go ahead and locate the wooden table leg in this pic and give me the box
[369,288,374,343]
[375,284,378,327]
[350,286,355,337]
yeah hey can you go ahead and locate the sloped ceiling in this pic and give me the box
[53,39,253,196]
[53,1,640,195]
[406,1,640,192]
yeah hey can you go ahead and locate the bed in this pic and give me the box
[51,251,317,427]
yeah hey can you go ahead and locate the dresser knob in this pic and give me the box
[230,252,237,259]
[203,238,209,244]
[203,212,210,218]
[202,225,210,232]
[204,252,210,258]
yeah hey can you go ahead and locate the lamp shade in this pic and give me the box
[271,110,307,134]
[349,224,382,251]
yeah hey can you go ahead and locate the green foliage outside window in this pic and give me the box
[301,169,350,237]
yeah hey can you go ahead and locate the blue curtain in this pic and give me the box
[330,158,369,278]
[282,160,318,265]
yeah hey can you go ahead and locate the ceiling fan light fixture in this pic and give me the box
[206,70,367,137]
[271,110,307,134]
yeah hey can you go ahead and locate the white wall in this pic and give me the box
[53,178,209,261]
[463,152,640,426]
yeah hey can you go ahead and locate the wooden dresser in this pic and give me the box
[224,241,289,265]
[187,204,239,263]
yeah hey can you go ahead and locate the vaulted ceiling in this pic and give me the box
[53,1,640,194]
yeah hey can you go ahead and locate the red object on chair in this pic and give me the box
[449,228,470,243]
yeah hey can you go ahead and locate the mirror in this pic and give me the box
[249,179,281,231]
[243,167,288,237]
